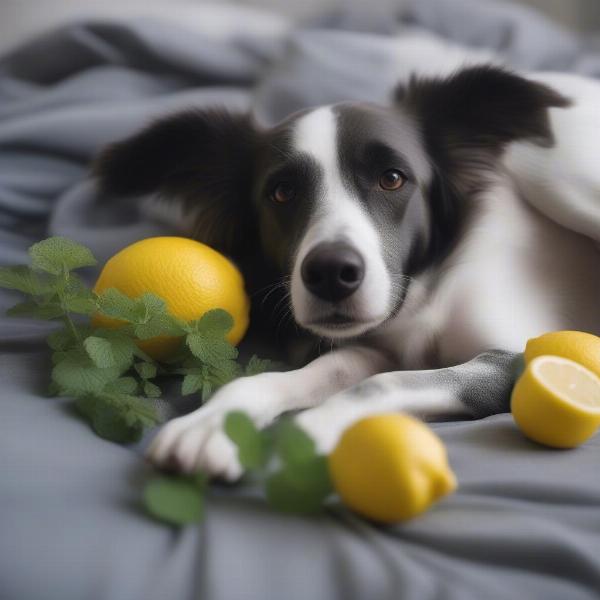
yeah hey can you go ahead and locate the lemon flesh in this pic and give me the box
[92,237,250,360]
[511,355,600,448]
[525,330,600,378]
[328,414,457,524]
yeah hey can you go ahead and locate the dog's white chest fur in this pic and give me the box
[375,177,600,369]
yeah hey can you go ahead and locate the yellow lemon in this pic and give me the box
[328,414,457,524]
[511,355,600,448]
[525,330,600,378]
[92,237,250,361]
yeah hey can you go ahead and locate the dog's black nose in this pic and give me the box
[301,242,365,302]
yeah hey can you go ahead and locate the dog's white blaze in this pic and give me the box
[290,106,391,336]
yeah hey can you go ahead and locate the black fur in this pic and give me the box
[95,109,259,258]
[397,66,570,270]
[399,65,570,152]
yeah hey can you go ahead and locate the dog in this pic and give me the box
[95,65,600,480]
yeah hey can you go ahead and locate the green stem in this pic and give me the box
[63,313,81,344]
[59,269,81,345]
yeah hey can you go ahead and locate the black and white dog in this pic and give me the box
[96,66,600,480]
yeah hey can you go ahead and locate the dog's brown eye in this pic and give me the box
[379,169,406,191]
[271,182,295,204]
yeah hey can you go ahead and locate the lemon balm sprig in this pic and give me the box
[0,238,165,442]
[0,236,273,444]
[143,412,335,525]
[1,237,97,341]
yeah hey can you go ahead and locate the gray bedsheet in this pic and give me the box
[1,1,600,599]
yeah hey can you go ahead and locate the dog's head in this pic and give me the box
[95,66,568,340]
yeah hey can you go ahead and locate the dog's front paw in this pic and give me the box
[145,374,285,480]
[145,407,244,481]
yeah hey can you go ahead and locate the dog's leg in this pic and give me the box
[295,350,521,453]
[146,346,393,479]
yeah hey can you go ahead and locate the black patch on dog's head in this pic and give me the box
[95,109,260,259]
[395,65,570,270]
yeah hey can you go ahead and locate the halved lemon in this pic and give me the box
[511,355,600,448]
[525,330,600,378]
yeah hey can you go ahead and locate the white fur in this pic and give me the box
[289,107,392,338]
[507,72,600,244]
[373,175,600,369]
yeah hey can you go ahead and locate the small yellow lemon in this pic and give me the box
[511,355,600,448]
[328,414,457,524]
[525,330,600,378]
[92,237,250,361]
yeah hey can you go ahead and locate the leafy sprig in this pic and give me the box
[1,236,323,525]
[143,412,334,525]
[0,237,273,444]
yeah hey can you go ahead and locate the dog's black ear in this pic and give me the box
[397,65,570,157]
[94,109,259,257]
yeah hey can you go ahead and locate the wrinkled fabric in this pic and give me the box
[1,1,600,599]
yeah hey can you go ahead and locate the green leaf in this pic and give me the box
[134,313,185,340]
[29,237,97,275]
[63,295,96,315]
[201,380,213,402]
[96,288,144,322]
[263,421,332,514]
[7,299,64,320]
[265,467,329,515]
[186,334,238,366]
[275,419,317,467]
[181,371,204,396]
[284,455,332,499]
[143,475,205,525]
[74,394,140,443]
[135,362,157,380]
[97,291,183,339]
[140,292,166,315]
[93,330,137,371]
[120,394,160,428]
[52,352,122,395]
[224,411,257,445]
[162,345,193,366]
[84,336,116,368]
[51,350,69,365]
[194,309,234,337]
[73,394,97,422]
[47,327,76,351]
[47,324,92,351]
[47,381,61,397]
[224,411,269,469]
[62,272,90,293]
[143,381,162,398]
[74,392,159,442]
[245,355,274,376]
[105,377,138,395]
[0,265,53,295]
[92,399,143,443]
[210,359,241,385]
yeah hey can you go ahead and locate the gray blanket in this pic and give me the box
[1,1,600,599]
